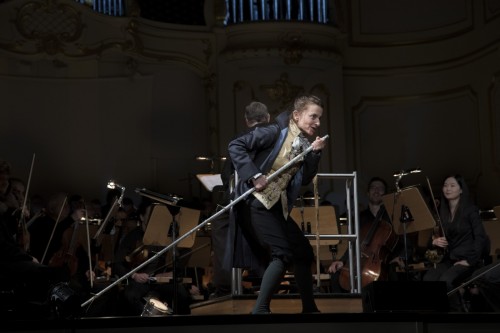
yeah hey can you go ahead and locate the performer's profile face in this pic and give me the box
[294,104,322,137]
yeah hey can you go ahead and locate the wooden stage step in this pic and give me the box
[190,293,363,315]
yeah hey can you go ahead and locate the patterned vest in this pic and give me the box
[253,119,310,218]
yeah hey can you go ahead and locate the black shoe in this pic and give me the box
[251,310,271,314]
[209,290,230,300]
[302,306,320,314]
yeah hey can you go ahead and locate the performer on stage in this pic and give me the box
[211,101,270,299]
[423,174,489,312]
[228,94,326,314]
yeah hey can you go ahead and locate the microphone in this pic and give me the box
[393,168,422,178]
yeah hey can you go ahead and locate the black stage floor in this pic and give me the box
[3,312,500,333]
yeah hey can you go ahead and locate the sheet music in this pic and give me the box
[196,174,222,192]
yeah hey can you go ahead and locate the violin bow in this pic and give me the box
[426,177,446,239]
[41,195,68,264]
[82,202,94,288]
[18,153,36,252]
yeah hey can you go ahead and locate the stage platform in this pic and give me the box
[3,293,500,333]
[3,311,500,333]
[190,293,363,315]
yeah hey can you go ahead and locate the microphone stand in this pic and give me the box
[391,169,420,278]
[448,261,500,296]
[81,134,329,308]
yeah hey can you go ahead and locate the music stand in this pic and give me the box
[382,186,436,275]
[196,174,222,192]
[484,205,500,257]
[135,188,181,206]
[382,186,436,235]
[290,206,339,247]
[493,206,500,221]
[139,189,200,314]
[143,204,200,249]
[289,205,339,288]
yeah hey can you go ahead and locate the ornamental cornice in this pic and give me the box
[0,0,213,75]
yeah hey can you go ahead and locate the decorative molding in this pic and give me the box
[125,19,213,76]
[280,32,305,65]
[16,0,82,43]
[343,43,500,77]
[222,22,341,64]
[484,0,500,23]
[352,87,481,184]
[0,0,213,76]
[260,73,304,114]
[349,0,474,46]
[490,71,500,170]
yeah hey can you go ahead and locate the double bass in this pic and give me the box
[338,206,399,290]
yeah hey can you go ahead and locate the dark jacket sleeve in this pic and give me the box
[448,205,488,266]
[228,124,279,184]
[301,150,321,185]
[467,207,488,266]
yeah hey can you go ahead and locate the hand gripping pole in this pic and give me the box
[81,134,329,308]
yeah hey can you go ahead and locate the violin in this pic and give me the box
[48,221,81,276]
[15,209,30,253]
[125,243,150,268]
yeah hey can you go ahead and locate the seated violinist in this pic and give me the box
[0,161,70,317]
[327,177,405,292]
[423,174,489,312]
[47,194,118,317]
[0,211,72,317]
[112,205,193,315]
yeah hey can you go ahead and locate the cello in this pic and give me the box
[338,206,399,290]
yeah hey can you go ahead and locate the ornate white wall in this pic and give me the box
[0,0,500,210]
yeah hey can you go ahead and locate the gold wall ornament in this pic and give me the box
[261,73,304,112]
[280,32,305,65]
[15,0,83,55]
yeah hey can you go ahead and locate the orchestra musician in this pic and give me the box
[45,194,119,317]
[327,177,402,292]
[28,192,69,264]
[0,162,27,244]
[112,203,193,315]
[423,174,489,312]
[0,160,70,317]
[0,160,15,216]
